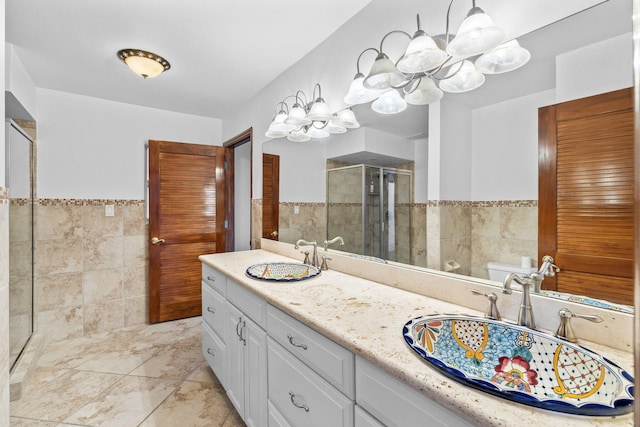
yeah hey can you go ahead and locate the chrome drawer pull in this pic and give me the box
[206,276,215,282]
[207,306,215,313]
[287,334,308,350]
[289,391,309,412]
[207,348,214,356]
[235,317,242,341]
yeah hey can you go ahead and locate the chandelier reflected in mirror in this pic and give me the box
[343,1,531,114]
[265,83,359,142]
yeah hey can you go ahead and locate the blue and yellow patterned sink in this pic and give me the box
[403,314,634,416]
[246,262,320,282]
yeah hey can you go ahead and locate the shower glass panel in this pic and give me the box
[6,120,34,371]
[327,164,412,262]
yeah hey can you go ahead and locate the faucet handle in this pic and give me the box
[471,290,501,321]
[555,308,603,343]
[320,256,332,271]
[301,251,310,265]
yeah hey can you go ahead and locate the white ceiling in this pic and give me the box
[6,0,371,118]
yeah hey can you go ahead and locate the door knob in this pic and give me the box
[151,237,165,245]
[270,230,278,237]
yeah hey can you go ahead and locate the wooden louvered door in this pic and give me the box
[262,153,280,240]
[539,88,634,305]
[148,140,226,323]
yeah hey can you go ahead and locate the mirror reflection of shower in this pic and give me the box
[327,164,412,263]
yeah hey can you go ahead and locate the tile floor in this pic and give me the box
[10,317,245,427]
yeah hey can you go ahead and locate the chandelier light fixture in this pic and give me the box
[265,83,360,142]
[343,0,531,114]
[117,49,171,79]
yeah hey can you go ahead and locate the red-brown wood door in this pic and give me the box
[148,140,226,323]
[538,88,634,305]
[262,153,280,240]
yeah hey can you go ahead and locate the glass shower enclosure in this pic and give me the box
[327,165,412,263]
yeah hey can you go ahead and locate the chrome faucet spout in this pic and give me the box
[294,239,319,267]
[503,273,536,330]
[323,236,345,251]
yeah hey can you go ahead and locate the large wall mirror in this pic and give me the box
[262,0,633,313]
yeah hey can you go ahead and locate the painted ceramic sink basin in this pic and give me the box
[246,262,320,282]
[403,314,634,416]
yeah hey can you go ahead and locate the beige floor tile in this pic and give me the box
[139,380,233,427]
[37,337,108,369]
[185,361,223,388]
[9,418,59,426]
[74,347,158,375]
[10,370,123,422]
[128,344,205,381]
[63,376,180,427]
[222,410,246,427]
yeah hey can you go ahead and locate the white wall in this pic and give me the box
[5,43,37,120]
[36,88,222,199]
[439,98,472,201]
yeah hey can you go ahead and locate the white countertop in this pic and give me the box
[199,249,634,426]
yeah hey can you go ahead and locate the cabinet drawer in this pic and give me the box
[268,338,353,427]
[356,356,472,427]
[355,405,384,427]
[227,278,266,328]
[268,400,293,427]
[202,284,226,342]
[202,321,227,389]
[202,263,227,296]
[267,304,354,398]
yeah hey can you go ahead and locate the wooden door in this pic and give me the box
[538,88,634,305]
[148,140,226,323]
[262,153,280,240]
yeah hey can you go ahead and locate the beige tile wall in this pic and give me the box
[33,200,148,342]
[1,188,11,422]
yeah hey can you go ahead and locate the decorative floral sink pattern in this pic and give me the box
[403,314,634,416]
[246,262,320,282]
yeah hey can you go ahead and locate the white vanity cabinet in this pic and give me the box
[201,264,228,388]
[356,356,473,427]
[226,278,268,427]
[266,305,355,427]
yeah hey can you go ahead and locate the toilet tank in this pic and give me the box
[487,262,537,283]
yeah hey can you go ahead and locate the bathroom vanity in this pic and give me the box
[199,242,633,426]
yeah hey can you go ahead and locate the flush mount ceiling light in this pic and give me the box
[117,49,171,79]
[265,83,360,142]
[343,1,530,114]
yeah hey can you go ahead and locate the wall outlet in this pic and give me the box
[294,205,300,215]
[105,204,115,217]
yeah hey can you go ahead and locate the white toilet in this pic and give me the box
[487,261,537,283]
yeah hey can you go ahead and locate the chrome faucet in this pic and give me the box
[295,239,319,267]
[501,255,561,329]
[502,274,536,329]
[323,236,344,251]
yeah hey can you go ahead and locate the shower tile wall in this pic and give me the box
[9,200,32,357]
[33,200,148,342]
[1,187,11,423]
[278,202,326,246]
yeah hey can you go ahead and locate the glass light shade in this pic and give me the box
[284,104,312,127]
[287,128,311,142]
[397,33,448,73]
[333,109,360,129]
[371,90,407,115]
[439,60,485,93]
[306,124,330,139]
[404,77,444,105]
[363,53,407,90]
[117,49,170,79]
[265,112,295,138]
[474,39,531,74]
[344,73,382,105]
[306,99,333,122]
[446,10,505,57]
[326,120,347,134]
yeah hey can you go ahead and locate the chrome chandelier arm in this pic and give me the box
[355,47,380,74]
[379,29,411,53]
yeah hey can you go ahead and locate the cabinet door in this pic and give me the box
[202,321,227,389]
[227,302,246,418]
[243,315,268,427]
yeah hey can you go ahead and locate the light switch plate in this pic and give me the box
[294,205,300,215]
[105,204,115,217]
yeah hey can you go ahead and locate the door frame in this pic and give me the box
[223,128,253,251]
